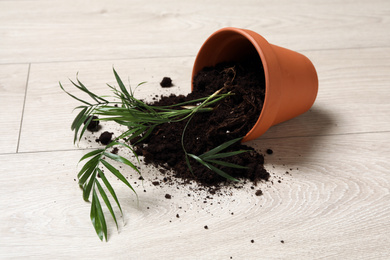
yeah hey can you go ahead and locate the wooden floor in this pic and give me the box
[1,0,389,259]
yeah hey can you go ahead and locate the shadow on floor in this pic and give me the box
[248,106,336,165]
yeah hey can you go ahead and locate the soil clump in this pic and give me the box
[160,77,173,88]
[96,131,113,145]
[84,115,100,132]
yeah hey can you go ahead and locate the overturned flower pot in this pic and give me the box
[192,27,319,142]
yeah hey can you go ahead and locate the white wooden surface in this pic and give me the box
[1,0,389,259]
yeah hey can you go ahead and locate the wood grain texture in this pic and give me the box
[1,133,389,259]
[18,46,390,152]
[1,0,390,259]
[1,0,390,64]
[18,57,193,153]
[0,64,29,153]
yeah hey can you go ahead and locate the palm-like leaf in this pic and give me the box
[75,141,139,241]
[186,137,249,182]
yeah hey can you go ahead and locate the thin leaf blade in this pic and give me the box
[206,164,239,182]
[91,188,108,241]
[90,193,104,241]
[206,159,248,169]
[101,159,137,195]
[200,137,243,158]
[97,168,123,214]
[79,149,104,162]
[71,106,87,130]
[103,151,140,174]
[83,170,97,201]
[188,154,239,182]
[95,179,118,229]
[201,150,249,160]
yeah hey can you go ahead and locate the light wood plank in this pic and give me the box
[0,64,29,153]
[18,57,193,153]
[1,132,389,259]
[19,47,390,153]
[0,0,389,64]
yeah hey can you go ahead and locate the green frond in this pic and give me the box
[83,170,97,201]
[91,187,107,241]
[97,168,123,215]
[95,179,119,229]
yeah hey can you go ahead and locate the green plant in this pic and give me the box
[61,68,248,241]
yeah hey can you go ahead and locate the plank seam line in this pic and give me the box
[16,63,31,153]
[3,130,390,156]
[0,45,389,66]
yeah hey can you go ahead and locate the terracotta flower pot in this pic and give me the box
[192,27,318,142]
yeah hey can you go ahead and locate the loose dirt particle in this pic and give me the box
[160,77,173,88]
[97,131,113,145]
[165,194,171,199]
[111,147,119,154]
[255,190,263,196]
[84,115,100,132]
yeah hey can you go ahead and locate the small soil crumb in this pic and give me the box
[165,194,172,199]
[255,190,263,196]
[266,149,273,155]
[251,239,255,243]
[84,115,100,132]
[160,77,173,88]
[176,214,180,218]
[152,181,160,186]
[96,131,113,145]
[281,240,285,244]
[111,147,119,154]
[204,225,208,230]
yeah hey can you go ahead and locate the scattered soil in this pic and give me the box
[160,77,173,88]
[111,147,119,155]
[255,190,263,196]
[96,131,113,145]
[134,58,270,189]
[84,115,100,132]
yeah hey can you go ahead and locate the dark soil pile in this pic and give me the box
[134,58,270,188]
